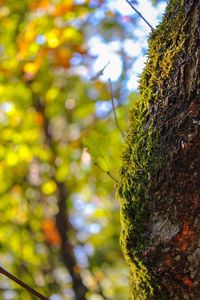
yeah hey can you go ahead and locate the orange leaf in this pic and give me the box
[42,219,61,246]
[29,0,49,11]
[55,48,71,68]
[51,1,74,17]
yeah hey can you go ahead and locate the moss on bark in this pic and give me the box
[118,0,200,298]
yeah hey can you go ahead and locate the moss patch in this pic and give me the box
[118,0,187,298]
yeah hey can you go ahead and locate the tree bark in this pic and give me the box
[118,0,200,299]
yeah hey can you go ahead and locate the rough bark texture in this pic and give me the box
[118,0,200,299]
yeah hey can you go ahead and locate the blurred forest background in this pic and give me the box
[0,0,166,299]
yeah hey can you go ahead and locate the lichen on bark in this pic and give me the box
[118,0,200,298]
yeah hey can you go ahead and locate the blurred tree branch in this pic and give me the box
[0,266,49,300]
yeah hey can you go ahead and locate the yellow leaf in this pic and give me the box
[42,180,57,195]
[23,62,38,75]
[6,152,18,167]
[46,30,60,48]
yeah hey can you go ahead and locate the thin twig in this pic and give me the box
[93,161,118,184]
[91,61,110,80]
[0,266,49,300]
[125,0,154,30]
[108,78,126,140]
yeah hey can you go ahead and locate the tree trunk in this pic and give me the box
[34,99,88,300]
[118,0,200,299]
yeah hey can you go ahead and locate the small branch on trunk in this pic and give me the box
[108,78,126,140]
[93,161,119,184]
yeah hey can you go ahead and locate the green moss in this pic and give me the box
[118,0,187,298]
